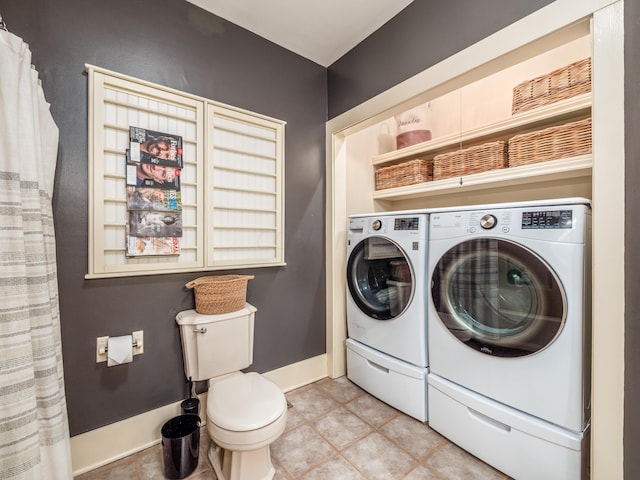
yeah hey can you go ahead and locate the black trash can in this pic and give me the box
[161,414,201,479]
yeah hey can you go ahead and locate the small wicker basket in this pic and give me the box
[185,275,254,315]
[508,117,592,167]
[512,58,591,115]
[375,159,432,190]
[390,260,412,282]
[433,141,508,180]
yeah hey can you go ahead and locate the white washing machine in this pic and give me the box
[346,212,429,421]
[426,198,591,480]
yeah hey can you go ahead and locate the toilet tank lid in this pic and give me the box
[176,303,257,325]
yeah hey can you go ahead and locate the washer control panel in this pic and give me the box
[468,211,512,233]
[522,210,573,229]
[430,204,587,243]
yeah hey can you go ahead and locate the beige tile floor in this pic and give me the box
[75,376,510,479]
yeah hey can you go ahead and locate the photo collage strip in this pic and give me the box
[125,127,183,256]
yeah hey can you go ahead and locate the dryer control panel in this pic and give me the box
[349,215,425,236]
[394,217,420,231]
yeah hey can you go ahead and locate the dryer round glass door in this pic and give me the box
[347,236,414,320]
[431,238,566,357]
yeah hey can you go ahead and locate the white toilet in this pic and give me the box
[176,303,287,480]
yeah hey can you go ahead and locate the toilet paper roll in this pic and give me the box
[107,335,133,367]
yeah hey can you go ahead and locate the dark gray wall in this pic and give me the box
[0,0,327,435]
[626,0,640,478]
[327,0,555,118]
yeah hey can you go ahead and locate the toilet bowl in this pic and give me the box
[206,372,287,480]
[175,305,287,480]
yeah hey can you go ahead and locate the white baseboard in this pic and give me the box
[71,354,328,476]
[262,353,328,392]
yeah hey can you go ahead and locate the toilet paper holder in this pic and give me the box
[96,331,144,363]
[99,337,141,354]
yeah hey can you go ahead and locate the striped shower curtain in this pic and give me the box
[0,29,73,479]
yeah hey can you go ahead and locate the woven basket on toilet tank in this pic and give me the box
[185,275,254,314]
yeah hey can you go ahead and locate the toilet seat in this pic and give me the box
[208,372,287,431]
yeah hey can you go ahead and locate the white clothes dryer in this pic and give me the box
[426,198,591,479]
[345,212,429,421]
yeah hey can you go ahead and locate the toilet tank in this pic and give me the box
[175,303,257,381]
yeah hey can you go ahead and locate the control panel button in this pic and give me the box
[480,214,497,229]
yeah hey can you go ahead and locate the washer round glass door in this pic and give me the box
[431,238,566,357]
[347,236,414,320]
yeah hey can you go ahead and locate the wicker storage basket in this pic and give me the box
[375,159,432,190]
[185,275,254,314]
[390,259,411,282]
[508,117,592,167]
[433,141,508,180]
[512,58,591,115]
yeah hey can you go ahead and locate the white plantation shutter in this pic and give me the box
[208,105,284,266]
[86,65,285,278]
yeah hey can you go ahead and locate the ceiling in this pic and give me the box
[185,0,414,67]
